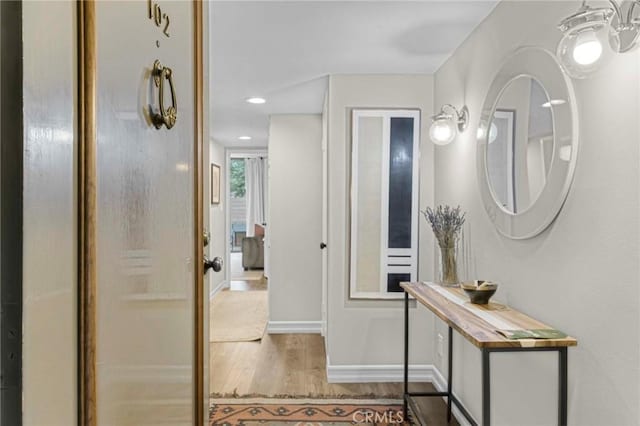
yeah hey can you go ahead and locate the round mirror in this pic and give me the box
[477,48,578,239]
[487,76,554,214]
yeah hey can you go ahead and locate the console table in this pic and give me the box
[401,282,577,426]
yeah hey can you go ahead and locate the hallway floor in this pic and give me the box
[210,272,456,424]
[210,334,400,397]
[209,334,458,425]
[230,252,264,281]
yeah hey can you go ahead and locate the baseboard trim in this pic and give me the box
[430,363,447,390]
[325,360,473,425]
[267,321,322,334]
[210,280,229,299]
[430,366,474,426]
[326,362,436,383]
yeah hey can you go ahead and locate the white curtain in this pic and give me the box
[245,157,268,237]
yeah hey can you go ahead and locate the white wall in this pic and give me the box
[268,114,323,323]
[433,1,639,425]
[209,138,226,293]
[22,1,77,424]
[326,74,435,366]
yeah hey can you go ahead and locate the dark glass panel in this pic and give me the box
[387,273,411,293]
[388,117,414,248]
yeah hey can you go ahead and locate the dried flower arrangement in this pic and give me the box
[421,205,466,285]
[422,205,466,248]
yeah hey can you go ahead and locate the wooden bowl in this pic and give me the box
[461,281,498,305]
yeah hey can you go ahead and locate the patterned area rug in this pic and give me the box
[210,398,406,425]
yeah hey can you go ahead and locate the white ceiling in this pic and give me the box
[210,1,498,148]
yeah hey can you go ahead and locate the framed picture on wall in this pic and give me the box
[349,109,420,300]
[211,163,221,205]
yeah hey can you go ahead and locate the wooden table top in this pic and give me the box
[401,282,577,349]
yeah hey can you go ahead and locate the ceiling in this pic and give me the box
[210,1,498,148]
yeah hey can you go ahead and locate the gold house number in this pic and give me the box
[148,0,170,38]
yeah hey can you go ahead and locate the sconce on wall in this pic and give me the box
[429,104,469,146]
[557,0,640,78]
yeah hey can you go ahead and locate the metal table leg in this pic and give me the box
[447,326,453,422]
[403,291,409,418]
[559,348,568,426]
[482,349,491,426]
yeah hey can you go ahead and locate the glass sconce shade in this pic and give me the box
[557,5,619,78]
[429,105,468,146]
[429,116,456,145]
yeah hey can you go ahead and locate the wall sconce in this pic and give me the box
[429,104,469,146]
[557,0,640,78]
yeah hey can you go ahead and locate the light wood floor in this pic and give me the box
[210,279,458,425]
[210,333,404,397]
[230,252,265,281]
[209,334,458,425]
[226,279,267,292]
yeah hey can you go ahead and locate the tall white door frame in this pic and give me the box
[321,95,329,340]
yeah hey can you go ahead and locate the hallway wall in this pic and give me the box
[326,74,435,367]
[433,1,640,424]
[268,114,323,324]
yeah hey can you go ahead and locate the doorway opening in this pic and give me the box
[208,149,269,356]
[228,154,267,284]
[206,2,476,423]
[226,151,268,286]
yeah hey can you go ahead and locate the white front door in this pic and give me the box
[91,1,202,424]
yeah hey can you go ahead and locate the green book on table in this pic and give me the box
[497,329,567,340]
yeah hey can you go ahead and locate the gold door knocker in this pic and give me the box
[152,60,177,130]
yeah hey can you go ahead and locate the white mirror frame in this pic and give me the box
[477,47,579,239]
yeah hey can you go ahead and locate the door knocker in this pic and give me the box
[152,60,177,130]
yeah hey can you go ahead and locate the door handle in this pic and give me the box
[320,242,327,249]
[204,256,223,273]
[151,59,177,130]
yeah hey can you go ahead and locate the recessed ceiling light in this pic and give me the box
[246,97,266,104]
[541,99,566,108]
[238,136,252,140]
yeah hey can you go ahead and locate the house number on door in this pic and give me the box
[148,0,170,37]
